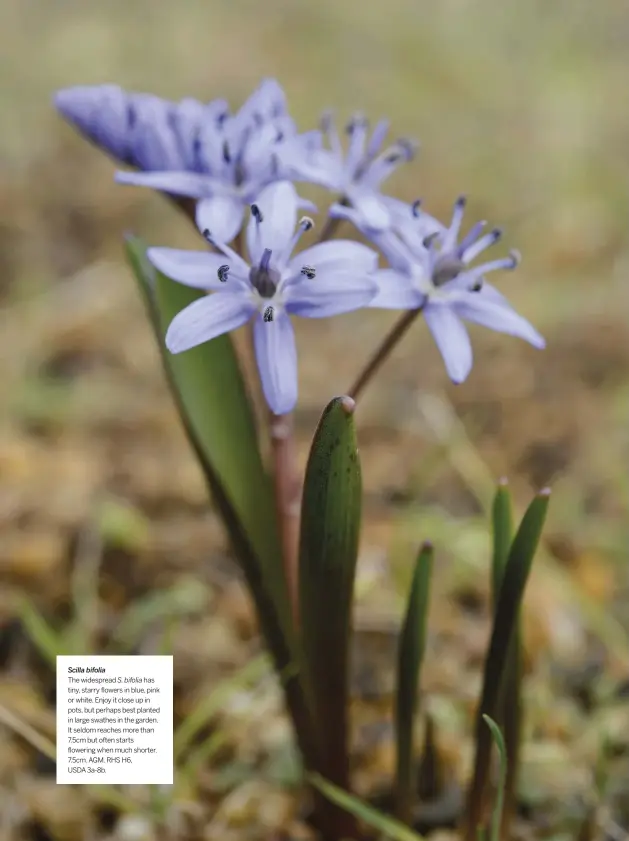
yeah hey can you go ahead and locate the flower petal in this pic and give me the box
[239,78,287,124]
[128,95,184,170]
[344,185,391,231]
[384,198,444,243]
[284,147,344,190]
[453,297,546,348]
[253,311,298,415]
[165,293,255,353]
[170,97,216,172]
[246,181,298,265]
[196,195,245,244]
[288,239,378,276]
[147,248,249,290]
[286,272,377,318]
[368,268,424,310]
[115,169,210,197]
[423,304,473,383]
[54,85,134,163]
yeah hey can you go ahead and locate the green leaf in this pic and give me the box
[125,237,318,772]
[489,480,521,839]
[482,715,507,841]
[309,774,426,841]
[464,488,550,841]
[394,541,434,825]
[298,396,362,840]
[490,480,513,604]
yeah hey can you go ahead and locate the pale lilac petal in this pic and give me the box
[115,169,210,197]
[286,148,345,190]
[246,181,298,264]
[196,195,245,244]
[385,199,444,243]
[423,304,473,384]
[372,230,418,273]
[241,121,282,180]
[471,281,510,306]
[328,202,361,224]
[169,97,214,172]
[453,298,546,349]
[296,196,318,214]
[239,78,287,124]
[147,248,249,290]
[366,119,390,158]
[253,312,298,415]
[286,273,377,318]
[344,185,391,231]
[54,85,133,163]
[128,95,183,170]
[165,294,255,353]
[368,269,424,310]
[288,240,378,276]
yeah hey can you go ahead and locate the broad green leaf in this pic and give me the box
[125,237,317,770]
[394,541,434,824]
[490,480,521,840]
[309,774,426,841]
[299,396,362,840]
[482,715,507,841]
[464,489,550,841]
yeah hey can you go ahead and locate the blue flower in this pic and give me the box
[147,181,379,414]
[286,112,418,234]
[116,79,319,243]
[54,84,220,173]
[368,197,545,383]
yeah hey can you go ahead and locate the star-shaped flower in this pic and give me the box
[116,80,319,243]
[286,112,418,234]
[147,181,379,414]
[368,197,545,382]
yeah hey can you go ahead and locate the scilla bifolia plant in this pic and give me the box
[55,78,550,840]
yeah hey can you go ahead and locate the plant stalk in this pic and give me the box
[269,411,301,627]
[348,308,422,401]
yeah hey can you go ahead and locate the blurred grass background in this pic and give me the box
[2,0,629,838]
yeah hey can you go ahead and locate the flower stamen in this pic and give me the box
[281,216,314,264]
[259,248,272,273]
[218,264,230,282]
[461,228,502,263]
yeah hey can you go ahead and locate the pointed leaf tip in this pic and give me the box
[340,395,356,415]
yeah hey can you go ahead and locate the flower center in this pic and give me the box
[249,248,281,298]
[432,254,465,287]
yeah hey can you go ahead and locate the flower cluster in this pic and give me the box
[55,78,545,414]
